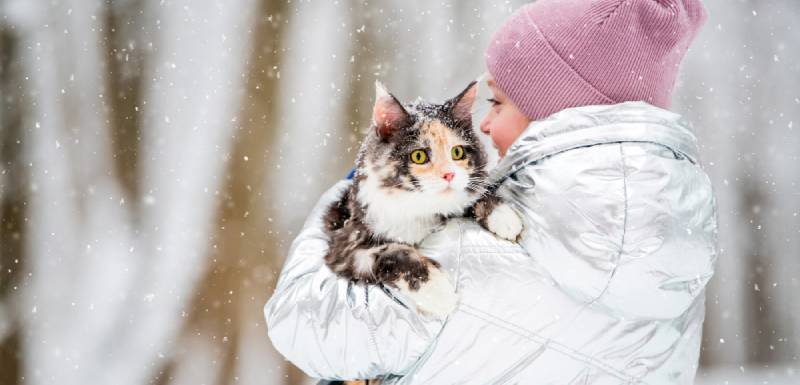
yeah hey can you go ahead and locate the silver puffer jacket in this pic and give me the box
[265,102,718,384]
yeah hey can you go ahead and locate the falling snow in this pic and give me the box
[0,0,798,384]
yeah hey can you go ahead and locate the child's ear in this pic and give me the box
[446,80,478,123]
[373,81,410,140]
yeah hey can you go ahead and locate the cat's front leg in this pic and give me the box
[470,193,524,242]
[375,244,458,318]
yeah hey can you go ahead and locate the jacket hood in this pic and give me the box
[491,101,700,183]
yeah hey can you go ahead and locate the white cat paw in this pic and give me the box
[397,267,458,319]
[487,203,523,242]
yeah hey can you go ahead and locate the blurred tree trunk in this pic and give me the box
[170,0,292,384]
[679,0,800,368]
[0,25,27,385]
[678,0,752,366]
[2,0,259,384]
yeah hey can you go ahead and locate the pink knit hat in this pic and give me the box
[486,0,707,121]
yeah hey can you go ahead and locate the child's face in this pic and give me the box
[479,78,530,157]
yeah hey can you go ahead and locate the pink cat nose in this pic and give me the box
[443,172,455,182]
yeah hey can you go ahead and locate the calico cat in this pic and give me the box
[323,80,523,317]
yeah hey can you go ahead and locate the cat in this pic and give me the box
[323,80,523,318]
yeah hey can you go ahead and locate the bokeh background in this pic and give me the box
[1,0,798,384]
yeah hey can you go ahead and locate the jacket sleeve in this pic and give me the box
[505,143,717,320]
[264,180,444,380]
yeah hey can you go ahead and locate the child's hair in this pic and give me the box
[485,0,707,121]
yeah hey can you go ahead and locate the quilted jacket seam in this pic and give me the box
[589,142,629,304]
[460,304,644,384]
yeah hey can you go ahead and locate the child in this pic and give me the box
[265,0,717,384]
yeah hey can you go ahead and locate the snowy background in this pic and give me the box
[0,0,798,384]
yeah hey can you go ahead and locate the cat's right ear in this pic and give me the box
[446,80,478,124]
[373,81,410,140]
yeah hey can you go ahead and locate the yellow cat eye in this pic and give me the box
[410,149,428,164]
[451,145,465,160]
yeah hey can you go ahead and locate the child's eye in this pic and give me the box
[487,98,500,107]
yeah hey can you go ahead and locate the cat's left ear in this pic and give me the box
[446,81,478,123]
[373,81,411,140]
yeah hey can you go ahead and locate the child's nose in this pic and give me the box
[479,117,491,134]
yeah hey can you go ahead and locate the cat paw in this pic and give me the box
[397,267,458,319]
[486,203,523,242]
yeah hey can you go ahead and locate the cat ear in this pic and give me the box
[446,81,478,123]
[373,81,410,140]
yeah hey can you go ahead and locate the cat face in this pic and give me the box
[355,81,488,218]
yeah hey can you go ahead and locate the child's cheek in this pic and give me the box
[491,130,511,155]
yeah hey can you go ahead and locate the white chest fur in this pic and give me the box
[356,175,447,244]
[365,208,439,245]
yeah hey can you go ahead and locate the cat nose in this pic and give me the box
[443,172,455,182]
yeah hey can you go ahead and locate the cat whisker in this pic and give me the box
[466,177,491,182]
[466,180,493,189]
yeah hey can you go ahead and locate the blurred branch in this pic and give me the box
[105,0,147,207]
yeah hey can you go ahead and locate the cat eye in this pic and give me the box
[410,149,428,164]
[451,145,466,160]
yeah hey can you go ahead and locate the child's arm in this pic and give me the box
[264,180,444,380]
